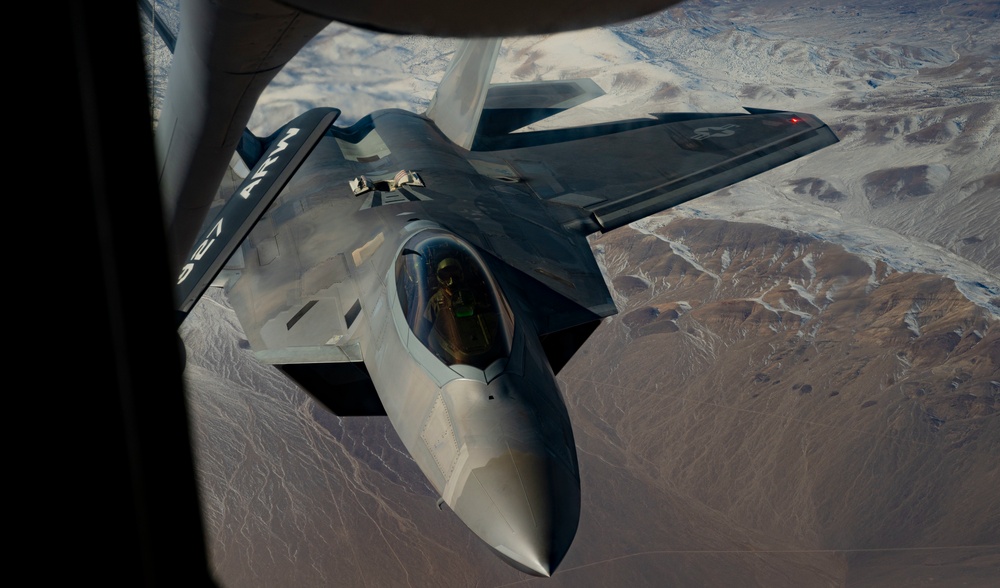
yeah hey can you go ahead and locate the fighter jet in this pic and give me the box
[160,0,838,577]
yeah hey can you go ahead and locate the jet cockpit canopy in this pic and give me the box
[395,231,514,370]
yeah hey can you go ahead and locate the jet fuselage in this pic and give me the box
[223,108,583,575]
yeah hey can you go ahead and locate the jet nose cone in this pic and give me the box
[449,447,580,577]
[510,550,551,578]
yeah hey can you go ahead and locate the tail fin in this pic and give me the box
[425,39,502,150]
[425,40,607,150]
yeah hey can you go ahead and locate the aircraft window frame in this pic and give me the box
[394,231,514,370]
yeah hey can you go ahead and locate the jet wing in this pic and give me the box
[475,108,838,233]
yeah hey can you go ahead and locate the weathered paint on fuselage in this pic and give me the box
[224,109,582,575]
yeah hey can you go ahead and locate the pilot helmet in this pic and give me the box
[437,258,462,287]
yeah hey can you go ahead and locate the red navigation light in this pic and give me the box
[789,117,801,124]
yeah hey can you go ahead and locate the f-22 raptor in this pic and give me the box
[161,0,838,577]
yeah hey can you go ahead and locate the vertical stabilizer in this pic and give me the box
[425,39,502,150]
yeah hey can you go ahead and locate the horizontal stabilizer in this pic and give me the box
[473,79,604,144]
[742,106,788,115]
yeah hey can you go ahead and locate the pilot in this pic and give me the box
[424,258,464,323]
[424,255,497,362]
